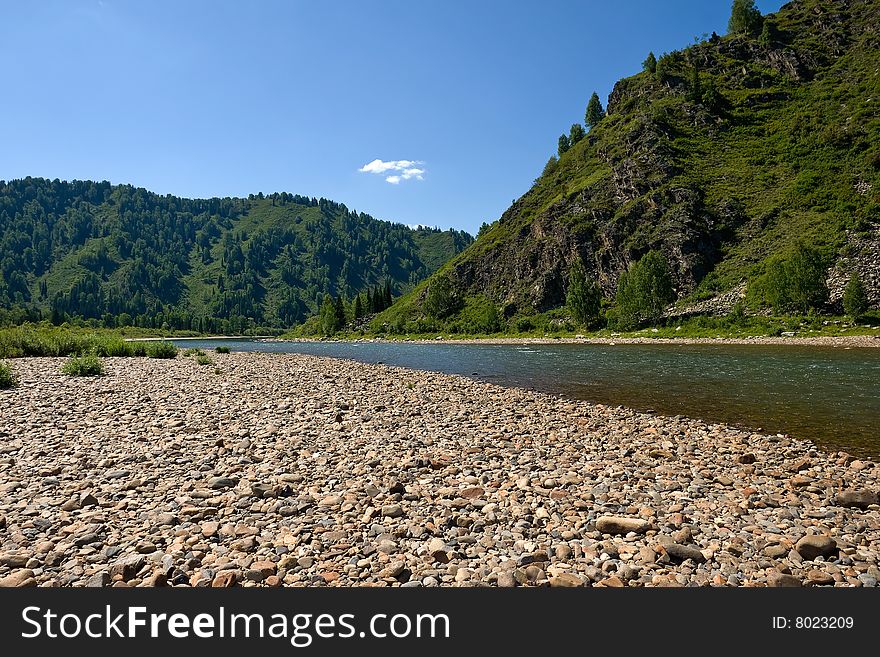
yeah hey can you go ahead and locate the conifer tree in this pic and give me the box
[585,92,605,128]
[557,134,571,157]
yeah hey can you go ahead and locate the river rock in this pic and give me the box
[0,569,36,588]
[767,571,802,587]
[596,516,649,535]
[795,535,837,561]
[665,543,706,563]
[835,489,878,510]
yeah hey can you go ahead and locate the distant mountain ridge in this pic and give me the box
[0,177,472,331]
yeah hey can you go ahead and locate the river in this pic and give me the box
[172,339,880,458]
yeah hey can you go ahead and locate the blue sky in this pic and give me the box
[0,0,785,234]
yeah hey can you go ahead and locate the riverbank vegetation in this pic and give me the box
[0,323,179,359]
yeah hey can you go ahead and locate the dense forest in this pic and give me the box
[0,177,472,332]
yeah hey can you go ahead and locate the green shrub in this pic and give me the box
[0,361,17,389]
[96,337,135,357]
[614,251,675,330]
[145,341,178,359]
[61,353,105,377]
[214,345,231,354]
[755,242,829,314]
[424,275,461,319]
[567,258,602,328]
[183,347,206,357]
[195,354,213,366]
[843,273,868,320]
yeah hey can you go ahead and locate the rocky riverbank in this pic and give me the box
[1,353,878,588]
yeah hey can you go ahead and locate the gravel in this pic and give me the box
[0,353,877,587]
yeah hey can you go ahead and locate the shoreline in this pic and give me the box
[278,334,880,348]
[1,352,877,588]
[125,335,274,342]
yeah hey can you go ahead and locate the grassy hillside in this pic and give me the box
[376,0,880,335]
[0,178,471,331]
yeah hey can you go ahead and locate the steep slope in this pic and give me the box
[0,178,472,330]
[382,0,879,331]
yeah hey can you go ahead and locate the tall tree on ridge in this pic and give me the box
[586,92,605,128]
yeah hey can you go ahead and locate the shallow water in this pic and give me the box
[174,339,880,458]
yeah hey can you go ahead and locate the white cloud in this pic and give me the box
[359,159,426,184]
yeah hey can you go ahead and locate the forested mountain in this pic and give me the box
[378,0,880,333]
[0,177,472,331]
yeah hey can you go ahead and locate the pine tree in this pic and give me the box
[585,92,605,128]
[334,296,346,328]
[353,294,363,319]
[557,134,571,157]
[384,282,393,309]
[728,0,763,36]
[642,51,657,73]
[569,123,586,146]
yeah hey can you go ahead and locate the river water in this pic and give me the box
[173,339,880,458]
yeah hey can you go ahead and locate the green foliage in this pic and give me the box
[145,341,179,359]
[654,52,672,82]
[0,178,472,331]
[195,354,213,366]
[215,345,231,353]
[319,296,342,336]
[61,353,104,377]
[700,78,724,112]
[542,156,559,178]
[557,134,571,157]
[424,276,460,319]
[614,251,675,330]
[0,361,16,389]
[642,51,657,74]
[183,347,206,357]
[759,18,776,46]
[688,66,703,103]
[566,258,602,327]
[752,242,829,314]
[728,0,763,36]
[447,296,503,334]
[843,273,868,320]
[569,124,586,146]
[585,92,605,128]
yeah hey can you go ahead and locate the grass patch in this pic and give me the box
[195,354,213,366]
[145,341,179,359]
[61,353,105,377]
[0,361,17,389]
[183,347,206,357]
[214,345,231,354]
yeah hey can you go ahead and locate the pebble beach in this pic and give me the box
[1,352,878,588]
